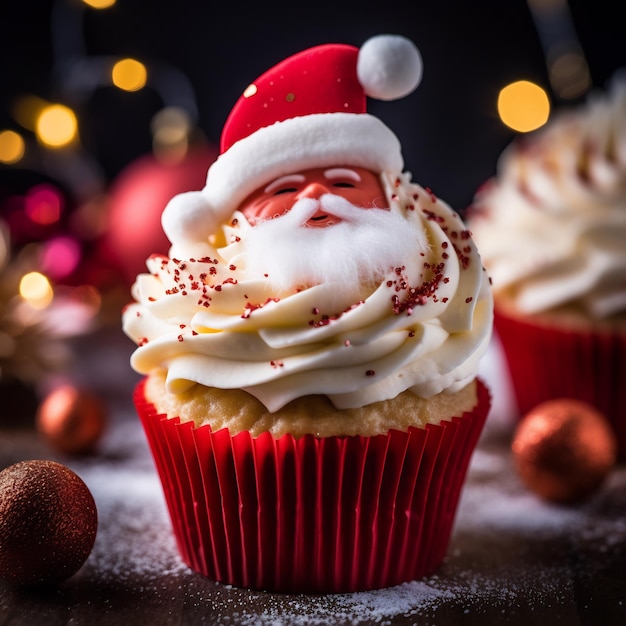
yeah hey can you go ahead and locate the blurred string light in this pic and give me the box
[498,80,551,132]
[41,236,82,280]
[527,0,591,100]
[81,0,116,8]
[111,58,148,92]
[10,93,82,164]
[0,130,25,164]
[151,106,193,162]
[36,103,79,148]
[24,184,63,226]
[19,271,54,309]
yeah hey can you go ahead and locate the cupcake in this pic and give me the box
[123,35,493,593]
[468,76,626,456]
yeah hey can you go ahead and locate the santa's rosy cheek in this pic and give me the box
[243,197,293,223]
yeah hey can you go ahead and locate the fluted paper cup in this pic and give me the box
[134,378,490,593]
[495,307,626,458]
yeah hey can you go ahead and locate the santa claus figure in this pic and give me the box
[127,34,492,412]
[162,35,425,298]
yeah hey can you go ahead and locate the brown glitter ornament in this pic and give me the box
[512,398,617,503]
[0,460,98,586]
[36,385,106,455]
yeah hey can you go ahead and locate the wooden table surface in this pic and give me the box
[1,326,625,625]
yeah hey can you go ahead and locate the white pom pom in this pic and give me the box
[357,34,423,101]
[161,190,218,246]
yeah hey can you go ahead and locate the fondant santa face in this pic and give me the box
[231,166,422,295]
[239,166,387,227]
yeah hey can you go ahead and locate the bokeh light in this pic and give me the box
[36,104,79,148]
[12,95,47,131]
[548,51,591,99]
[24,184,64,225]
[41,236,82,280]
[112,58,148,92]
[0,130,25,164]
[497,80,551,132]
[151,106,191,162]
[81,0,116,7]
[19,271,54,309]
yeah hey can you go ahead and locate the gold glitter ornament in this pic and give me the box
[512,398,617,503]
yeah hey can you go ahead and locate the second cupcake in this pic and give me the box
[468,77,626,457]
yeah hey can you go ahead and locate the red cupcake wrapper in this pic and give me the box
[495,308,626,458]
[134,379,490,593]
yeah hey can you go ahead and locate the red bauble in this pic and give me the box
[0,460,98,586]
[512,398,617,503]
[36,384,107,456]
[105,145,217,285]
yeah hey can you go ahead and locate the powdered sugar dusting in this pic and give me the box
[62,403,626,625]
[56,334,625,624]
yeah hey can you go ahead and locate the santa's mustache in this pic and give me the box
[270,194,385,227]
[234,193,427,295]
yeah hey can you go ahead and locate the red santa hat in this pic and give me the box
[162,34,422,246]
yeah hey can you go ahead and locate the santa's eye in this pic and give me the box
[273,187,297,195]
[333,181,355,188]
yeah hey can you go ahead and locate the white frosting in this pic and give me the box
[123,172,493,413]
[469,77,626,319]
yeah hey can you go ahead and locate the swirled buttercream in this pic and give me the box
[469,77,626,320]
[123,173,492,412]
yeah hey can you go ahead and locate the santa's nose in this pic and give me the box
[297,181,331,200]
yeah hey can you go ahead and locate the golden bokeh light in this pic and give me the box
[498,80,551,133]
[151,106,191,162]
[0,130,25,164]
[19,272,54,309]
[112,58,148,92]
[36,104,79,148]
[12,95,48,131]
[81,0,117,8]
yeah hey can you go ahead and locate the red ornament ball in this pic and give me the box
[512,398,617,503]
[105,146,217,285]
[36,385,107,456]
[0,460,98,586]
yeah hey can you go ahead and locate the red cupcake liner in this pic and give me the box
[134,378,490,593]
[495,308,626,458]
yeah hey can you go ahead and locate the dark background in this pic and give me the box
[1,0,625,213]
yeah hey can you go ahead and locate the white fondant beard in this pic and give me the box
[237,194,427,293]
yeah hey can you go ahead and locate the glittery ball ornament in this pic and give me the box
[0,460,98,586]
[512,398,617,503]
[36,384,107,455]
